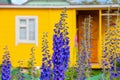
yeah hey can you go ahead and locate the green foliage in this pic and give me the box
[112,0,118,4]
[65,67,77,80]
[28,47,36,80]
[11,68,20,80]
[90,0,100,4]
[91,69,102,76]
[117,61,120,67]
[36,69,40,78]
[81,0,89,5]
[11,68,40,80]
[0,67,113,80]
[65,68,104,80]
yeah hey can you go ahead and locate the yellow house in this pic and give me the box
[0,0,120,68]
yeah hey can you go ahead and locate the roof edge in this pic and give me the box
[0,4,119,9]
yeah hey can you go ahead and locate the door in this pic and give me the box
[77,10,99,63]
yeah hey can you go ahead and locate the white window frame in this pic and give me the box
[16,16,38,46]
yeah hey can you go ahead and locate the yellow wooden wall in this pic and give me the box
[0,8,76,67]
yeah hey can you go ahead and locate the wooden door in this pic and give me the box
[77,11,99,63]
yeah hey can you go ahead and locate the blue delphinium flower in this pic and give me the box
[76,16,92,80]
[2,47,11,80]
[109,57,120,80]
[102,7,120,80]
[40,32,52,80]
[76,51,86,80]
[52,9,70,80]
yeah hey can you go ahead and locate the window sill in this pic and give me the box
[16,40,38,46]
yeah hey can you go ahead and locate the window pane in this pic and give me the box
[29,19,35,40]
[20,19,26,25]
[20,27,26,40]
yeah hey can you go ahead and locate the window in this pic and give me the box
[16,16,38,46]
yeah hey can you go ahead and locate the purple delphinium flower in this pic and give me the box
[110,57,120,80]
[17,61,24,80]
[52,9,70,80]
[76,16,92,80]
[40,32,52,80]
[102,7,120,80]
[76,52,86,80]
[2,47,11,80]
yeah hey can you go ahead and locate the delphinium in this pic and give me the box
[17,60,24,80]
[115,56,120,79]
[76,15,93,80]
[40,32,52,80]
[76,45,86,80]
[28,47,36,80]
[76,18,86,80]
[1,46,11,80]
[52,9,70,80]
[102,6,120,80]
[65,34,78,80]
[115,4,120,78]
[109,6,120,80]
[102,7,111,80]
